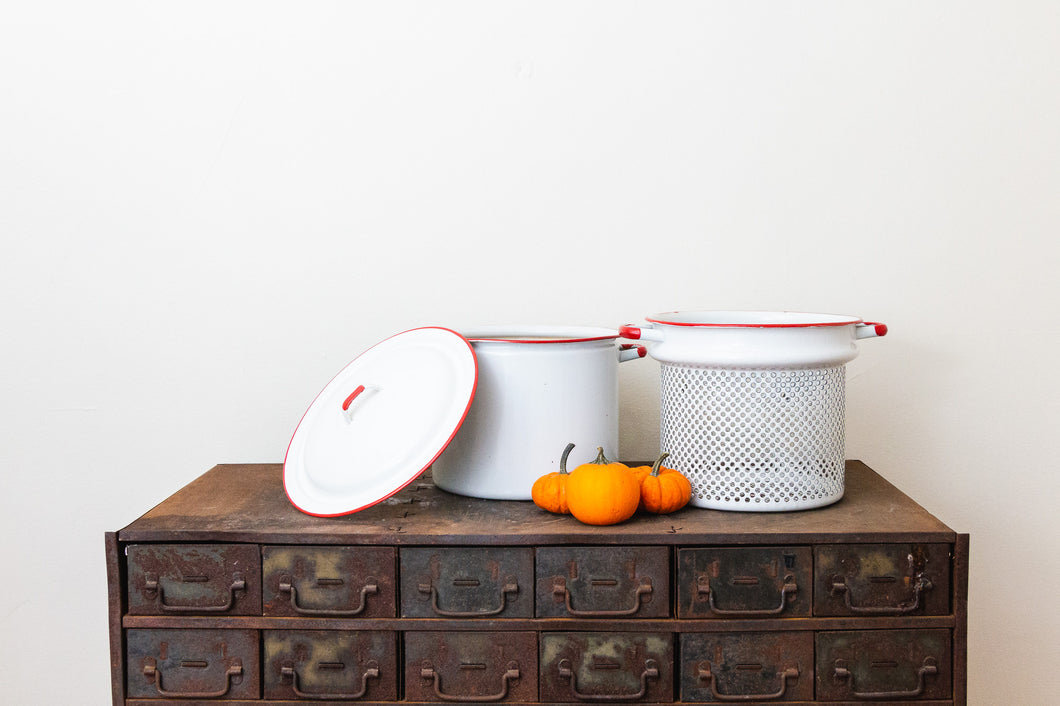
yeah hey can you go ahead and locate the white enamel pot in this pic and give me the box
[619,311,887,512]
[431,326,646,500]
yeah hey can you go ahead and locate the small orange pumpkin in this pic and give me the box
[637,452,692,514]
[531,442,575,514]
[565,446,641,526]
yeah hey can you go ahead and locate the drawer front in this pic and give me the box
[404,631,537,702]
[400,547,534,618]
[127,544,261,616]
[540,632,673,703]
[816,629,952,701]
[263,629,398,701]
[126,628,259,700]
[814,543,951,617]
[536,546,670,618]
[680,631,813,702]
[262,546,396,618]
[677,546,811,619]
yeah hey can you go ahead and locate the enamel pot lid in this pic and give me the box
[284,327,478,516]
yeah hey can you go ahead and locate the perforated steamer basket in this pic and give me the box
[620,312,887,511]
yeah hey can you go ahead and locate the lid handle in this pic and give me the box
[342,384,379,422]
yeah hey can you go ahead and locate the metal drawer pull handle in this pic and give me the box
[553,578,653,617]
[829,574,932,614]
[280,661,379,700]
[279,576,378,616]
[143,657,241,698]
[833,656,937,699]
[419,577,519,617]
[558,657,658,701]
[144,573,245,613]
[698,662,799,702]
[420,661,519,702]
[697,574,797,616]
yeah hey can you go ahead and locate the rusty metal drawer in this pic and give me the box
[263,629,398,701]
[126,628,259,700]
[262,546,396,618]
[536,546,670,618]
[400,547,534,618]
[816,629,952,701]
[814,543,951,617]
[404,631,537,702]
[680,631,813,702]
[126,543,261,616]
[677,546,811,619]
[540,632,673,703]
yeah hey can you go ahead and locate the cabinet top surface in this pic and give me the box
[116,461,955,544]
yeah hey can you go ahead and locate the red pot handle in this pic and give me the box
[619,324,665,342]
[856,322,888,339]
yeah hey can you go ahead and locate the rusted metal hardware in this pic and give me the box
[278,574,378,616]
[539,632,672,704]
[833,656,938,699]
[262,546,396,618]
[813,543,950,616]
[421,660,520,702]
[696,573,798,617]
[678,547,812,619]
[404,631,537,703]
[126,544,261,616]
[679,631,813,703]
[552,576,653,617]
[698,662,799,702]
[142,657,242,699]
[536,546,670,619]
[144,571,245,613]
[828,573,933,614]
[816,628,951,701]
[401,547,534,618]
[280,660,379,700]
[125,628,258,700]
[263,629,398,701]
[419,575,520,617]
[558,657,659,702]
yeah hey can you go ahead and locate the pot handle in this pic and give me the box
[618,343,647,363]
[619,324,665,342]
[856,322,888,339]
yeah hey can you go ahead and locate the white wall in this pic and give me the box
[2,1,1057,703]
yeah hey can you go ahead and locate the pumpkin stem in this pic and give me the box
[593,447,610,465]
[560,442,575,474]
[650,452,671,477]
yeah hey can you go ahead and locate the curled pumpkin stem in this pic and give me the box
[651,452,671,477]
[560,442,576,474]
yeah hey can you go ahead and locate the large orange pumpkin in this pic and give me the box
[565,447,641,526]
[637,452,692,514]
[531,443,575,514]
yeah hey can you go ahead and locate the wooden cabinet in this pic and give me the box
[107,460,968,704]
